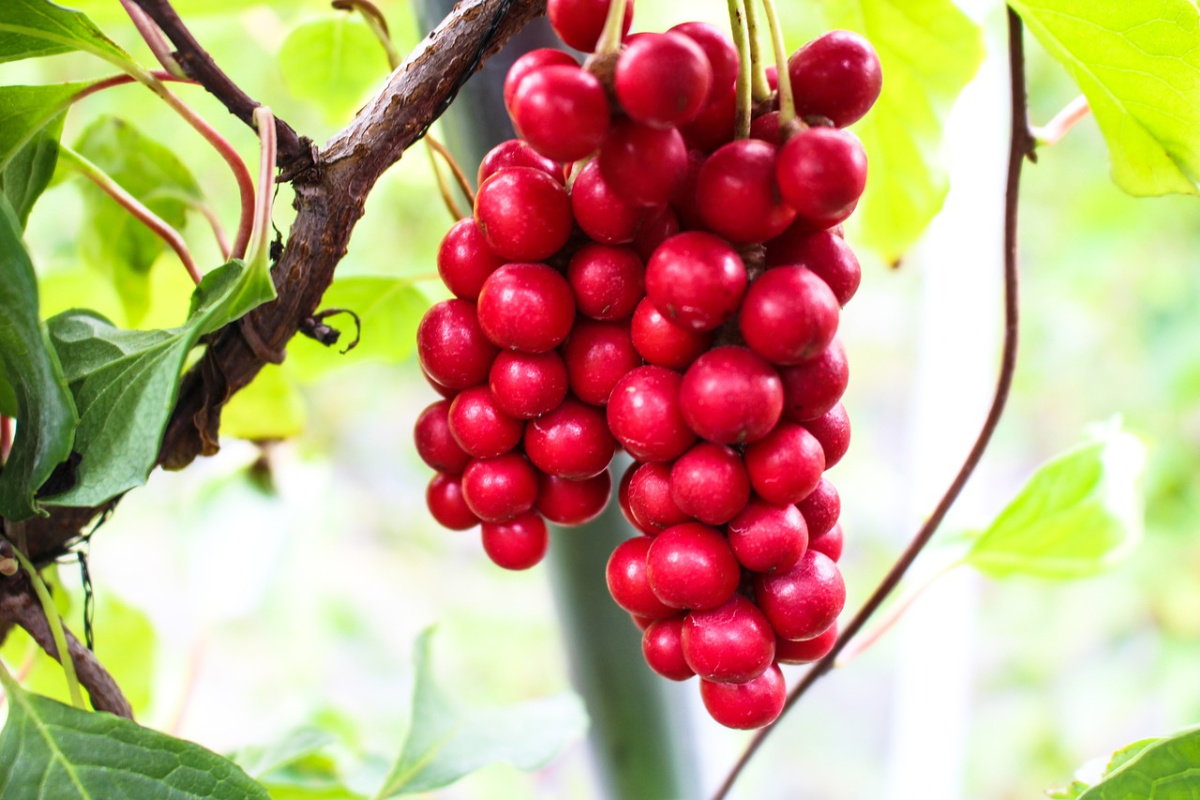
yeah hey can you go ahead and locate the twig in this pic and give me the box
[333,0,402,70]
[709,9,1034,799]
[426,135,476,206]
[69,70,192,104]
[192,201,232,260]
[426,140,467,220]
[1033,95,1090,147]
[119,0,186,78]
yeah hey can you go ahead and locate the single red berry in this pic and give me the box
[776,127,867,228]
[448,386,524,459]
[567,244,645,320]
[696,139,795,243]
[788,30,882,128]
[426,473,481,530]
[478,139,563,187]
[599,119,688,207]
[570,159,646,245]
[560,319,643,406]
[615,32,712,128]
[524,398,616,479]
[668,149,708,231]
[808,522,844,562]
[775,623,838,664]
[618,461,654,534]
[646,522,740,610]
[740,266,840,365]
[475,168,572,261]
[477,263,576,353]
[645,232,746,332]
[803,403,851,468]
[779,339,849,422]
[743,423,825,506]
[633,205,680,262]
[414,400,471,475]
[503,49,578,114]
[754,549,845,641]
[699,663,786,729]
[421,363,458,399]
[417,299,499,390]
[748,110,780,145]
[628,461,691,534]
[726,500,808,574]
[536,470,613,526]
[482,511,549,570]
[437,218,506,301]
[798,478,840,538]
[669,443,750,526]
[547,0,632,52]
[679,84,736,153]
[513,65,610,162]
[607,366,697,462]
[669,21,739,104]
[489,350,570,419]
[679,347,783,444]
[630,613,655,631]
[630,297,713,370]
[461,453,540,522]
[682,594,776,683]
[766,227,861,306]
[642,616,695,681]
[607,535,678,619]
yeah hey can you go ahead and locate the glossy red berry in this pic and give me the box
[630,297,713,369]
[748,110,780,144]
[607,535,678,619]
[808,522,843,562]
[726,500,808,574]
[618,462,652,534]
[437,218,506,301]
[488,350,569,419]
[682,594,775,683]
[798,477,840,538]
[803,403,851,468]
[645,232,746,332]
[628,461,691,534]
[743,423,825,506]
[477,263,576,353]
[536,470,613,526]
[779,339,849,422]
[567,244,645,320]
[679,84,736,153]
[775,624,838,664]
[669,443,750,525]
[414,400,471,475]
[513,65,610,162]
[503,49,577,113]
[547,0,632,52]
[426,473,481,530]
[766,227,861,306]
[570,159,645,245]
[478,139,563,186]
[788,30,882,127]
[645,522,740,610]
[669,21,739,103]
[632,205,680,262]
[461,453,539,523]
[696,139,795,243]
[524,398,616,479]
[448,386,524,459]
[482,511,549,570]
[776,127,867,227]
[599,119,688,207]
[679,347,783,444]
[739,266,840,365]
[754,549,845,641]
[699,664,786,729]
[615,32,712,128]
[475,168,572,261]
[607,366,697,462]
[560,319,643,406]
[642,616,695,681]
[417,299,499,390]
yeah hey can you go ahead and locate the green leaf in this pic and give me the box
[221,365,307,441]
[0,82,89,226]
[0,0,132,67]
[236,727,366,800]
[0,194,78,521]
[808,0,984,263]
[277,16,390,122]
[372,629,588,798]
[73,116,205,325]
[42,258,275,508]
[1074,727,1200,799]
[285,277,429,383]
[1010,0,1200,197]
[965,424,1145,579]
[0,665,271,799]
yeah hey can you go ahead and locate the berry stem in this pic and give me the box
[426,139,468,220]
[9,544,86,712]
[759,0,795,126]
[741,0,771,103]
[726,0,754,138]
[59,143,203,285]
[427,134,476,206]
[118,0,187,78]
[333,0,403,70]
[247,106,278,269]
[711,10,1035,799]
[191,200,233,260]
[595,0,629,55]
[1032,95,1090,147]
[0,415,11,465]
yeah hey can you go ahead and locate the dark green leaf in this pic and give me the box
[0,0,131,66]
[1075,727,1200,799]
[0,194,78,520]
[73,116,204,324]
[42,258,275,508]
[811,0,985,263]
[1010,0,1200,196]
[0,666,271,799]
[373,629,587,798]
[965,425,1145,579]
[277,16,390,122]
[0,82,89,226]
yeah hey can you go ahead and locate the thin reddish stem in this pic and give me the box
[426,141,467,220]
[194,202,232,260]
[1033,95,1090,147]
[427,134,476,206]
[710,10,1034,799]
[70,70,191,104]
[119,0,187,78]
[248,106,278,266]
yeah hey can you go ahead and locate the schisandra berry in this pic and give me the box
[803,403,851,468]
[726,500,808,574]
[679,347,783,444]
[699,664,786,729]
[743,422,825,505]
[536,471,613,527]
[607,535,678,619]
[524,398,616,479]
[642,616,695,681]
[414,400,471,475]
[776,127,868,228]
[681,594,775,683]
[503,49,577,113]
[547,0,632,52]
[615,32,713,128]
[739,266,840,365]
[696,139,795,243]
[607,366,697,462]
[669,442,750,525]
[779,338,850,422]
[766,227,862,306]
[512,65,610,162]
[787,30,882,128]
[474,168,572,261]
[570,159,645,245]
[668,22,739,104]
[775,624,838,664]
[417,299,498,390]
[645,232,746,332]
[461,453,539,523]
[482,512,549,570]
[426,473,480,530]
[567,243,645,320]
[627,461,691,533]
[599,119,688,208]
[488,350,569,419]
[630,296,714,370]
[478,139,563,186]
[560,319,643,406]
[798,477,841,538]
[447,386,524,459]
[645,522,740,611]
[809,522,844,562]
[754,549,845,641]
[477,262,576,353]
[436,218,505,301]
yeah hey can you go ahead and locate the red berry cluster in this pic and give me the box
[414,0,880,729]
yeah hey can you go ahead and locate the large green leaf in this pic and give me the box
[0,664,271,799]
[236,727,366,800]
[41,258,275,508]
[277,16,390,123]
[286,277,429,383]
[1010,0,1200,196]
[72,116,205,325]
[965,425,1145,579]
[372,629,588,798]
[0,0,131,66]
[0,82,89,225]
[0,194,78,521]
[1051,728,1200,799]
[808,0,984,263]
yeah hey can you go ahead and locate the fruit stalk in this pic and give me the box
[726,0,754,138]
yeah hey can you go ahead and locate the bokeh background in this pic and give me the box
[1,0,1198,798]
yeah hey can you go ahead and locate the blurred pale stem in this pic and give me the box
[760,0,794,124]
[118,0,187,78]
[596,0,628,55]
[1033,96,1090,146]
[248,106,278,269]
[10,546,86,711]
[426,139,468,220]
[727,0,753,137]
[334,0,403,70]
[741,0,771,102]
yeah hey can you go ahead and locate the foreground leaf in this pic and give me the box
[1010,0,1200,197]
[966,425,1144,579]
[277,16,390,122]
[0,82,88,225]
[1051,727,1200,799]
[813,0,984,263]
[42,258,275,508]
[0,665,270,799]
[0,0,131,66]
[0,194,78,520]
[373,629,588,797]
[236,727,366,800]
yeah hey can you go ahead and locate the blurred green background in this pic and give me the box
[1,1,1198,798]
